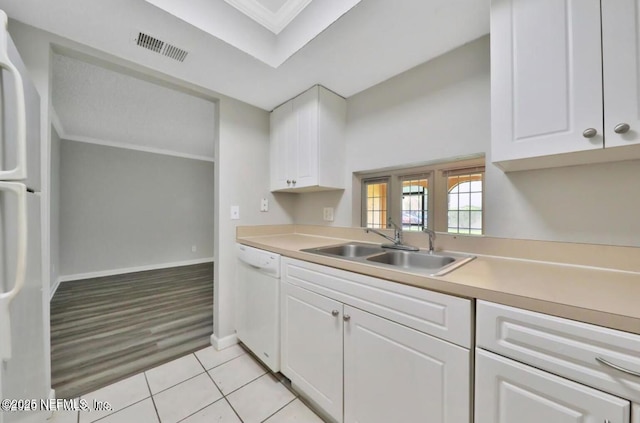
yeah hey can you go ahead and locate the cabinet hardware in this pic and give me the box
[582,128,598,138]
[595,356,640,377]
[331,310,339,316]
[292,180,296,184]
[286,180,291,184]
[343,314,351,321]
[613,123,630,134]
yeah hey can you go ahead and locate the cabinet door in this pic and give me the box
[292,86,319,189]
[475,349,630,423]
[281,283,343,423]
[270,101,294,191]
[344,306,470,423]
[491,0,603,164]
[602,0,640,148]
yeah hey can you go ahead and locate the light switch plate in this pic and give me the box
[231,205,240,220]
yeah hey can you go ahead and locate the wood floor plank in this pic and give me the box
[50,262,214,398]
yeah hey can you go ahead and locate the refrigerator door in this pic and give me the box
[0,189,47,423]
[0,11,27,184]
[0,182,27,360]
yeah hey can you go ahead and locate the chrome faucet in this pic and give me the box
[423,228,436,253]
[365,218,419,251]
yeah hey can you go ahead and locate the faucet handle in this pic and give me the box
[387,217,401,231]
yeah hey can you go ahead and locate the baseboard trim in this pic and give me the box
[58,258,215,283]
[50,278,62,301]
[211,333,238,351]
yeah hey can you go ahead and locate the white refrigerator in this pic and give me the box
[0,9,50,423]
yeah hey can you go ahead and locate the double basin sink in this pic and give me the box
[301,242,475,276]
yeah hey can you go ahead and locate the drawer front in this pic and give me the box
[282,258,472,348]
[477,301,640,403]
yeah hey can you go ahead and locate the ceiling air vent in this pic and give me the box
[134,32,189,63]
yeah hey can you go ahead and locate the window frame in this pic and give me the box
[359,157,484,235]
[443,169,485,235]
[361,177,391,229]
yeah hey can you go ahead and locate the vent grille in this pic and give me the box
[135,32,189,63]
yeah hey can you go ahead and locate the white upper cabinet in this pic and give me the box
[492,0,640,171]
[602,0,640,148]
[270,85,346,192]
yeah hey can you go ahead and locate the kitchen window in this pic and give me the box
[363,178,390,229]
[361,158,484,235]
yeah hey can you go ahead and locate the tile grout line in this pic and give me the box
[220,371,268,397]
[202,367,245,423]
[144,372,162,423]
[83,397,150,423]
[260,397,298,423]
[148,368,207,397]
[193,347,248,372]
[170,353,226,423]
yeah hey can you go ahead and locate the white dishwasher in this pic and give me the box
[235,244,281,372]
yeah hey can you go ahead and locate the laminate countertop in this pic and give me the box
[237,231,640,336]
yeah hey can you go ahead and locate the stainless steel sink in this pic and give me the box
[301,242,475,276]
[366,250,455,268]
[310,243,384,258]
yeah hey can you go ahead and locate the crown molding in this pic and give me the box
[224,0,313,34]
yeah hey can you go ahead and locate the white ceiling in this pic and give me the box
[143,0,362,67]
[52,53,217,160]
[0,0,490,111]
[223,0,313,34]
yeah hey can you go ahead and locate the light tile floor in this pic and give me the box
[47,345,325,423]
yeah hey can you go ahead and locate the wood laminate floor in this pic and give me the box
[50,262,214,399]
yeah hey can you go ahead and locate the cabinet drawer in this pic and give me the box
[282,258,472,348]
[477,301,640,403]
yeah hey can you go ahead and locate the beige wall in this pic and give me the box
[294,35,640,248]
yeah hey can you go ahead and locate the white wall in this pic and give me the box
[214,97,295,343]
[9,20,295,347]
[294,36,490,226]
[58,140,215,277]
[295,35,640,248]
[50,125,60,289]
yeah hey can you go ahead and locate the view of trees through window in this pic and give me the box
[361,159,484,235]
[402,177,428,231]
[447,174,483,234]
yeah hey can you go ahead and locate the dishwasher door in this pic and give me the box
[236,244,281,372]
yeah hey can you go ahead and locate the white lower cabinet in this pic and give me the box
[475,349,630,423]
[281,282,343,422]
[343,306,469,423]
[476,301,640,423]
[280,258,471,423]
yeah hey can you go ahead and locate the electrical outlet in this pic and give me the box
[191,245,197,253]
[260,198,269,212]
[231,205,240,220]
[323,207,334,222]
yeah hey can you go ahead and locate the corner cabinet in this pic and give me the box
[491,0,640,171]
[280,258,471,423]
[270,85,346,192]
